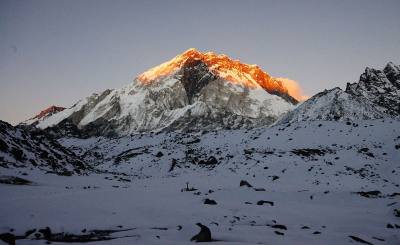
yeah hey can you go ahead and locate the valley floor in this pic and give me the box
[1,120,400,244]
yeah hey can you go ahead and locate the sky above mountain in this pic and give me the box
[1,0,400,124]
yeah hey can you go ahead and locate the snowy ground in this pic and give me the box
[1,120,399,244]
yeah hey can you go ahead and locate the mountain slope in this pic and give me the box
[276,88,385,124]
[0,120,87,175]
[25,49,298,136]
[277,62,400,124]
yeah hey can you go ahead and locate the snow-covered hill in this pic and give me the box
[24,49,298,137]
[277,63,400,124]
[276,88,386,124]
[0,120,87,175]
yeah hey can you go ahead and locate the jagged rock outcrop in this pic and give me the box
[277,62,400,124]
[346,62,400,117]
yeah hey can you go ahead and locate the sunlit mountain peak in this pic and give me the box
[138,48,304,102]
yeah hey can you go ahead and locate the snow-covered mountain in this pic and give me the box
[0,120,87,175]
[23,49,298,137]
[277,62,400,124]
[2,60,400,244]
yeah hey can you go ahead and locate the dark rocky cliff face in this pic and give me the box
[179,58,218,104]
[346,62,400,117]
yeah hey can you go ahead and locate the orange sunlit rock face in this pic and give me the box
[33,105,65,120]
[138,48,305,101]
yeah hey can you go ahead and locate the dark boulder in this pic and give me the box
[204,198,217,205]
[257,200,274,206]
[240,180,253,187]
[271,224,287,230]
[190,223,212,242]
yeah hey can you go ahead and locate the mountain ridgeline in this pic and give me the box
[277,62,400,124]
[21,49,400,136]
[22,49,299,137]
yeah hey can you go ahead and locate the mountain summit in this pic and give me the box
[138,48,298,104]
[23,49,299,137]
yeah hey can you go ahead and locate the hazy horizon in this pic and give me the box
[1,0,400,125]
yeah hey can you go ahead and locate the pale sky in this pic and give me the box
[1,0,399,124]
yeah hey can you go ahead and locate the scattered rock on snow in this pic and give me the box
[239,180,253,187]
[0,233,15,245]
[256,200,274,206]
[349,235,373,244]
[271,175,280,181]
[197,156,218,166]
[371,236,385,242]
[0,176,32,185]
[394,209,400,217]
[271,224,287,230]
[356,190,381,198]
